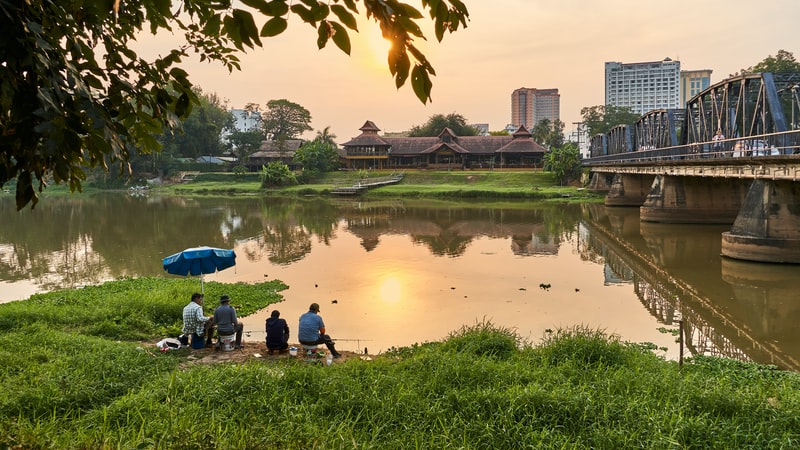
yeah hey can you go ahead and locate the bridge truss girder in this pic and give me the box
[634,109,685,150]
[684,72,800,145]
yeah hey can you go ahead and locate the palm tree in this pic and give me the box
[315,126,337,146]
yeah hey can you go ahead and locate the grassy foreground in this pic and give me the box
[1,278,799,449]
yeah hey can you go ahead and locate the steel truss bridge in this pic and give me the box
[588,72,800,161]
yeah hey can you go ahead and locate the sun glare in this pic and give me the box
[379,276,402,304]
[363,24,392,70]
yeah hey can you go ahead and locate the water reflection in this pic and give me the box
[581,203,800,370]
[3,194,800,369]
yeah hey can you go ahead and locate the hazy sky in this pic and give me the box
[140,1,800,141]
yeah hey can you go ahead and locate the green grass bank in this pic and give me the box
[1,278,799,449]
[158,170,603,203]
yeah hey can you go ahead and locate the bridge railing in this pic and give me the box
[584,130,800,165]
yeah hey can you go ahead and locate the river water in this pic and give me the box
[3,193,799,369]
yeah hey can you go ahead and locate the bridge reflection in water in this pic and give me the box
[581,203,800,371]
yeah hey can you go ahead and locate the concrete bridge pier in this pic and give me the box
[604,173,655,207]
[640,175,749,224]
[722,179,800,263]
[587,172,613,192]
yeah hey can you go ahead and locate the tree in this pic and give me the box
[408,113,480,137]
[580,105,639,137]
[261,99,313,142]
[2,1,470,210]
[161,89,233,159]
[226,129,265,163]
[531,119,565,149]
[293,139,340,178]
[735,50,800,76]
[315,126,338,147]
[543,143,582,186]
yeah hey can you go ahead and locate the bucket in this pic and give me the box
[289,347,298,356]
[191,333,206,349]
[219,334,235,352]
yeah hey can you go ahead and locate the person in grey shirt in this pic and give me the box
[213,294,244,349]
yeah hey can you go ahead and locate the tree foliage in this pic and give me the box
[226,130,265,163]
[293,139,340,178]
[161,90,233,159]
[735,50,800,76]
[531,119,565,149]
[580,105,639,137]
[408,113,480,137]
[2,1,470,210]
[260,99,313,142]
[543,143,582,186]
[259,161,297,188]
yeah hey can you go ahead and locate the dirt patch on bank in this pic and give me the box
[151,340,370,367]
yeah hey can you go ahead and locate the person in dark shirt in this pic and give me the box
[265,310,290,353]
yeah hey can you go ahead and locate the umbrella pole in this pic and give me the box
[201,273,205,295]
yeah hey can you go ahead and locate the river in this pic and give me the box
[2,193,799,369]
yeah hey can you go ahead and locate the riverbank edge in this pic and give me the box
[2,280,799,448]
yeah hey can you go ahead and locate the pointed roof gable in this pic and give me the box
[496,128,547,154]
[360,120,381,133]
[341,120,390,147]
[437,127,458,141]
[512,125,533,138]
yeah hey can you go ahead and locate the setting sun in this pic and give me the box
[360,22,392,70]
[379,276,402,304]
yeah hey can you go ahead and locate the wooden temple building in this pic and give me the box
[339,121,548,170]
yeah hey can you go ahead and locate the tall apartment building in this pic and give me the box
[511,88,560,130]
[679,69,713,106]
[604,58,681,115]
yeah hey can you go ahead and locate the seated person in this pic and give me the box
[182,293,214,348]
[298,302,341,358]
[213,294,244,349]
[265,310,290,353]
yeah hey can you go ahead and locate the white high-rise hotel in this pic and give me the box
[605,58,681,115]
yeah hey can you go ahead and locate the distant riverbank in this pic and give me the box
[157,169,603,202]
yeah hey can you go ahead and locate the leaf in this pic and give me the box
[264,0,290,16]
[330,4,357,30]
[329,22,351,55]
[290,4,315,24]
[317,22,329,49]
[261,17,288,37]
[233,9,262,48]
[396,15,423,39]
[202,14,222,35]
[410,65,432,103]
[240,0,271,13]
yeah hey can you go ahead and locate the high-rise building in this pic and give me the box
[511,88,560,130]
[680,69,713,106]
[604,58,681,115]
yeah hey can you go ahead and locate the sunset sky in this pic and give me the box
[141,1,800,142]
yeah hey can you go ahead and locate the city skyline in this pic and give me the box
[136,1,800,141]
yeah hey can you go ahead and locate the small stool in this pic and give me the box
[219,334,236,352]
[301,343,319,355]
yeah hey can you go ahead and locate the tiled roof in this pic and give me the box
[341,133,390,147]
[250,139,304,158]
[341,121,545,157]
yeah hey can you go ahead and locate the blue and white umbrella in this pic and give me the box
[163,246,236,293]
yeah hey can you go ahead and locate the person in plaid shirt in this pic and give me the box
[182,293,214,348]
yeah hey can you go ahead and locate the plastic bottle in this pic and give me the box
[326,352,333,366]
